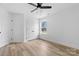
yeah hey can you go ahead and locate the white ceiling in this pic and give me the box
[0,3,79,18]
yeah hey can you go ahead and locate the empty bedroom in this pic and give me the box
[0,3,79,56]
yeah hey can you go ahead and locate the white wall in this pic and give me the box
[0,4,39,47]
[0,6,11,47]
[40,4,79,49]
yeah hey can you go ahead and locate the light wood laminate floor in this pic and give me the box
[0,39,79,56]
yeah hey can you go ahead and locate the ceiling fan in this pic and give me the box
[28,3,52,12]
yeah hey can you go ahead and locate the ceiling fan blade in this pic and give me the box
[28,3,37,7]
[31,8,38,12]
[40,6,52,9]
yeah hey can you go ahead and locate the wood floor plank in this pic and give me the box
[0,39,79,56]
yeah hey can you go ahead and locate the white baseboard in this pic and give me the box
[0,41,10,48]
[40,38,79,49]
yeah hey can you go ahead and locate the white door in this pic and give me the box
[13,14,24,42]
[26,19,39,40]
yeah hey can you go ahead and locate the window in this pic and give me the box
[40,20,47,34]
